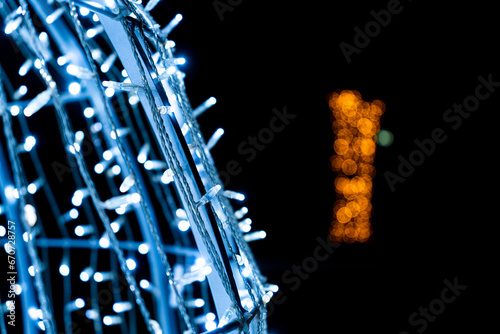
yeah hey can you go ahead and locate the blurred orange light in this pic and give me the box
[328,90,384,243]
[342,159,358,175]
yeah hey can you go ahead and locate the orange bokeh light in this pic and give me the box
[328,90,384,243]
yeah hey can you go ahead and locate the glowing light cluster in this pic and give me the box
[328,90,385,243]
[0,0,269,332]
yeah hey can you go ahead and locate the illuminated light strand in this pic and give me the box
[138,242,149,254]
[38,31,49,44]
[24,203,38,227]
[193,96,217,118]
[110,127,131,139]
[149,320,163,334]
[144,0,161,12]
[218,305,238,328]
[103,0,120,15]
[144,160,167,171]
[9,105,20,116]
[66,64,95,79]
[102,148,115,161]
[59,208,79,223]
[197,184,222,206]
[110,216,125,233]
[94,159,112,174]
[74,130,85,149]
[234,206,249,219]
[86,25,104,39]
[107,164,121,176]
[90,121,103,133]
[13,85,27,100]
[177,219,190,231]
[68,82,81,95]
[103,80,144,92]
[113,301,133,313]
[57,56,68,66]
[261,291,274,304]
[238,219,252,233]
[176,265,213,286]
[26,306,42,321]
[46,7,65,24]
[195,312,216,325]
[2,2,156,333]
[115,203,133,216]
[1,65,56,332]
[206,127,224,150]
[19,58,33,76]
[161,13,183,37]
[23,87,53,117]
[94,271,114,282]
[173,207,186,219]
[79,267,93,282]
[156,31,268,312]
[185,298,205,308]
[101,193,141,210]
[119,175,136,193]
[59,257,70,276]
[4,7,24,35]
[139,279,154,291]
[126,258,136,270]
[222,190,245,201]
[103,315,122,326]
[74,224,94,237]
[162,57,186,67]
[28,237,200,258]
[85,309,99,320]
[65,298,85,312]
[26,177,44,194]
[98,233,111,249]
[239,217,252,226]
[100,52,117,73]
[17,135,36,153]
[0,0,271,332]
[71,188,89,206]
[160,168,174,184]
[243,231,267,243]
[137,142,151,163]
[328,90,385,243]
[157,65,177,80]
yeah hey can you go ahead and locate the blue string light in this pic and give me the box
[0,0,273,333]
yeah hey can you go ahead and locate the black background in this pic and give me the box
[156,0,498,333]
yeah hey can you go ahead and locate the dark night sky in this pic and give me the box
[158,0,498,333]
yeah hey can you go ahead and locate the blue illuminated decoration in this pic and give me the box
[0,0,273,333]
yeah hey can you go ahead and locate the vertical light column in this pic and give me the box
[328,90,385,243]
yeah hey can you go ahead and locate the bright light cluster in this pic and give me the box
[328,90,385,243]
[0,0,269,332]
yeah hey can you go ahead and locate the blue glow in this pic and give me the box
[68,82,81,95]
[126,258,137,270]
[178,220,190,232]
[24,135,36,152]
[59,264,70,276]
[138,243,149,254]
[69,208,79,219]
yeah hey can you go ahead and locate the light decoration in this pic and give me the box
[328,90,385,243]
[0,0,272,333]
